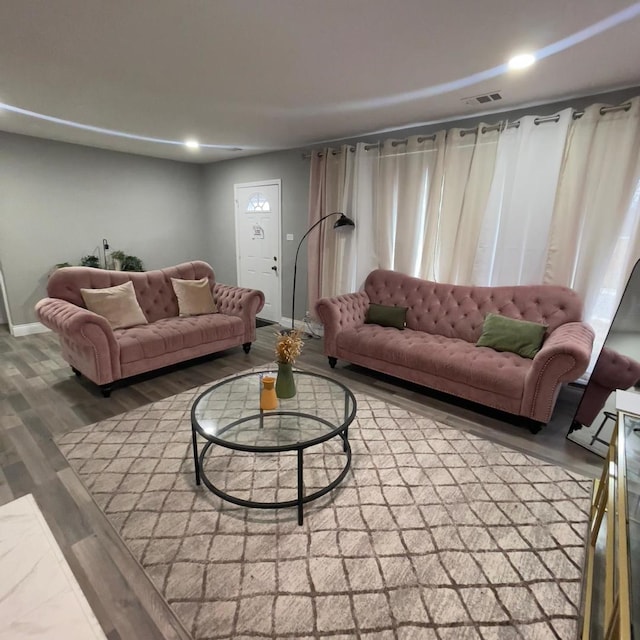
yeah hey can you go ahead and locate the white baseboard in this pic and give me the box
[11,322,50,337]
[279,317,306,332]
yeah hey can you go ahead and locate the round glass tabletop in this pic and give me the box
[191,369,357,452]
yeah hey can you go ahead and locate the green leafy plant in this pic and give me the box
[110,250,143,271]
[121,255,144,272]
[80,255,101,268]
[110,250,126,263]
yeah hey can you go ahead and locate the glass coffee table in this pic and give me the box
[190,369,357,524]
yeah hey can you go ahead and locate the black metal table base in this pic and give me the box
[192,431,351,525]
[590,411,617,447]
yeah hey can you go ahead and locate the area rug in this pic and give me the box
[56,375,591,640]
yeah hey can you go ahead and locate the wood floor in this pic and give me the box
[0,323,602,639]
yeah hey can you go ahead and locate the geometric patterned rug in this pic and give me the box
[56,374,591,640]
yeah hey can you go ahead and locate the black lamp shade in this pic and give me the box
[333,214,355,229]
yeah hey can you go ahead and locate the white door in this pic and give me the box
[234,181,281,323]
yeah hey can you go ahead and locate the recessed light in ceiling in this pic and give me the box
[306,3,640,118]
[185,139,200,150]
[508,53,536,70]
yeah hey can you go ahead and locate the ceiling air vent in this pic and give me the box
[462,91,503,106]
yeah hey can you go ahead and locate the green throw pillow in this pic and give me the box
[365,303,408,330]
[476,313,546,359]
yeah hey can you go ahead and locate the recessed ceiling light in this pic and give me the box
[508,53,536,70]
[185,139,200,150]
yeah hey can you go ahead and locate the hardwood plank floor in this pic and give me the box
[0,322,602,638]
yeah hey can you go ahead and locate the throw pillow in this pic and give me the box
[365,303,408,330]
[171,277,218,317]
[80,281,148,330]
[476,313,547,359]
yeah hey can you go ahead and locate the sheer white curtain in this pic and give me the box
[310,134,446,299]
[545,98,640,354]
[472,110,572,285]
[351,144,379,290]
[331,144,378,295]
[375,142,397,271]
[435,125,499,283]
[418,133,446,281]
[377,134,444,277]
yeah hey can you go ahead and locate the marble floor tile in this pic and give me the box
[0,494,106,640]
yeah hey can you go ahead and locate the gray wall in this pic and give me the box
[0,132,207,325]
[201,150,310,320]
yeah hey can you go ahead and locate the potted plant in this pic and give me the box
[109,250,144,271]
[110,250,126,270]
[48,262,72,278]
[121,255,144,272]
[274,329,304,398]
[80,255,101,268]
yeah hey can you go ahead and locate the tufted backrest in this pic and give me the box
[47,261,215,323]
[364,270,583,343]
[591,347,640,387]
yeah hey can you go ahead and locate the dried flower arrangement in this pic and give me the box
[275,329,304,364]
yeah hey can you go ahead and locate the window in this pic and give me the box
[246,192,271,212]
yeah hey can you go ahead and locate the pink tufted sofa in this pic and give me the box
[572,347,640,429]
[36,261,264,396]
[316,269,594,426]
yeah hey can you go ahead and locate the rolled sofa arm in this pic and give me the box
[315,291,370,356]
[35,298,121,385]
[521,321,595,423]
[213,283,265,343]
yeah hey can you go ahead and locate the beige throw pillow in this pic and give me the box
[80,281,148,330]
[171,277,218,317]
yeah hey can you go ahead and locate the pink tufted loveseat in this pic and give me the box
[572,347,640,429]
[316,269,594,426]
[36,261,264,396]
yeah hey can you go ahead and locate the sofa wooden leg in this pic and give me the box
[242,342,252,354]
[71,367,81,377]
[100,384,113,398]
[328,357,337,369]
[569,419,583,434]
[528,422,543,435]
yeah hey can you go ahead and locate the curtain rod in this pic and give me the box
[302,134,436,159]
[459,102,631,136]
[302,101,633,157]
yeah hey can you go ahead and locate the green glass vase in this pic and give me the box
[275,362,296,399]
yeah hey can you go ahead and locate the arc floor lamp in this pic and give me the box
[291,212,355,332]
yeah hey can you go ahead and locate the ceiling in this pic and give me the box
[1,0,639,163]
